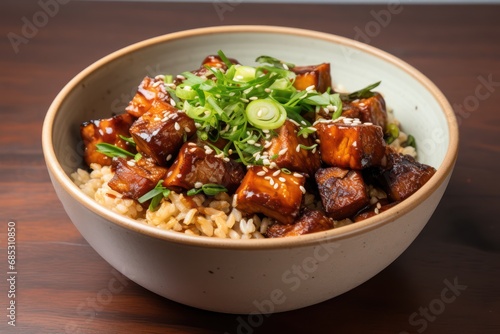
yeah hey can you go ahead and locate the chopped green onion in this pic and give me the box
[280,168,292,174]
[164,75,173,84]
[386,123,400,139]
[233,65,256,83]
[406,134,417,148]
[187,184,228,196]
[348,81,381,100]
[138,180,171,211]
[255,55,295,70]
[299,143,318,151]
[96,143,135,158]
[118,135,136,146]
[330,93,343,119]
[175,85,198,100]
[245,99,287,130]
[134,152,142,161]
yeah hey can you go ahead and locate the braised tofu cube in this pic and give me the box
[163,142,245,193]
[263,120,321,177]
[375,150,436,201]
[235,166,306,225]
[315,167,369,220]
[108,157,168,200]
[129,100,196,166]
[315,120,386,170]
[353,200,399,222]
[188,55,239,81]
[342,93,388,129]
[265,208,333,238]
[125,76,171,118]
[80,113,135,167]
[292,63,332,93]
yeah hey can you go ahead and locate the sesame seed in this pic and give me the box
[265,88,271,93]
[279,177,286,183]
[185,126,191,133]
[176,174,182,179]
[264,141,272,149]
[364,122,373,125]
[352,141,357,147]
[273,183,279,189]
[293,172,304,178]
[247,139,256,145]
[374,208,380,214]
[166,171,172,177]
[263,159,270,165]
[152,81,162,87]
[257,171,266,176]
[295,144,301,152]
[126,160,136,167]
[305,85,315,92]
[269,178,275,186]
[188,142,197,146]
[176,75,186,80]
[257,110,263,117]
[170,99,176,107]
[278,148,288,156]
[174,122,180,131]
[166,154,172,161]
[272,170,281,176]
[269,162,278,169]
[283,63,289,70]
[195,182,203,188]
[299,185,306,194]
[262,167,268,172]
[249,96,258,101]
[223,157,230,162]
[240,98,249,103]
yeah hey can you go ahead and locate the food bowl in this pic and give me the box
[42,26,458,314]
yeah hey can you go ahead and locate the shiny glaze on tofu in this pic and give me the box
[265,208,333,238]
[341,93,388,129]
[235,166,306,225]
[125,76,170,118]
[292,63,332,93]
[315,167,369,220]
[188,55,239,81]
[163,142,245,193]
[108,157,168,200]
[264,120,321,177]
[315,120,386,170]
[81,113,135,166]
[371,148,436,201]
[129,100,196,166]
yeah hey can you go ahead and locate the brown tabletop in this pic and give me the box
[1,1,499,333]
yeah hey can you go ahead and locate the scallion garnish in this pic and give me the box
[118,135,136,146]
[245,99,287,130]
[405,134,417,149]
[96,143,135,159]
[186,184,228,196]
[138,180,171,211]
[347,81,381,100]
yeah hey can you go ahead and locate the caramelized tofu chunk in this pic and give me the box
[341,93,388,129]
[125,76,171,118]
[108,157,168,200]
[163,142,245,193]
[292,63,332,93]
[129,100,196,166]
[80,113,135,167]
[375,150,436,201]
[265,208,333,238]
[235,166,306,225]
[315,167,369,220]
[353,201,399,222]
[315,120,386,170]
[189,55,239,81]
[263,120,321,177]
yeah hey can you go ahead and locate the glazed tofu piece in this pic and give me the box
[315,119,386,170]
[374,149,436,201]
[163,142,245,193]
[265,208,333,238]
[263,120,321,177]
[315,167,369,220]
[341,93,388,129]
[80,113,135,167]
[129,100,196,166]
[235,166,306,225]
[188,55,239,81]
[125,76,171,118]
[108,157,168,200]
[291,63,332,93]
[353,200,399,222]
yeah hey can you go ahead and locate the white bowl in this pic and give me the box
[42,26,458,314]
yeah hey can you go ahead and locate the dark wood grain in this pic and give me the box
[1,1,499,333]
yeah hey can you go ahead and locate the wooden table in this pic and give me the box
[1,1,499,333]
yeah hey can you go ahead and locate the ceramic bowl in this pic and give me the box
[42,26,458,314]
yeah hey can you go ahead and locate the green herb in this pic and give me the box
[299,143,318,151]
[385,123,400,144]
[245,99,287,130]
[255,55,295,70]
[118,135,136,146]
[348,81,381,100]
[280,168,292,174]
[96,143,135,159]
[187,184,228,196]
[405,134,417,149]
[138,180,171,211]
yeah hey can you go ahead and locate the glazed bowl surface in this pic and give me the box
[42,25,458,314]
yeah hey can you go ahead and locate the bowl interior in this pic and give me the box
[44,26,458,245]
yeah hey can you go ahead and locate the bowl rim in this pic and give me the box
[42,25,459,250]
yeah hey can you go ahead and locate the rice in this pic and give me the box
[71,164,267,239]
